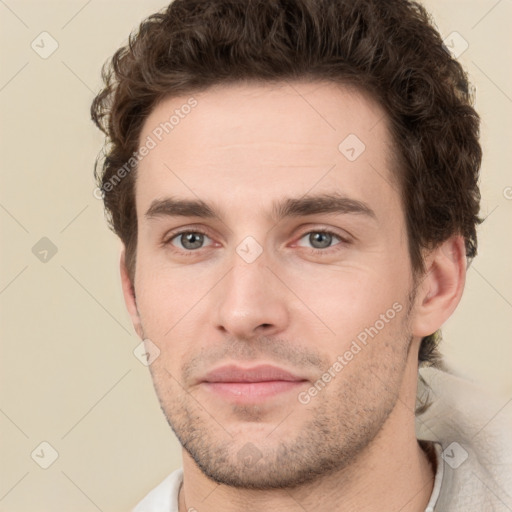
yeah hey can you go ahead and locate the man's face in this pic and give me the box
[131,81,418,488]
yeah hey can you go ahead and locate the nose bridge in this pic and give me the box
[223,239,274,307]
[213,236,289,338]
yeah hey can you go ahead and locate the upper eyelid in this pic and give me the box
[163,225,213,243]
[295,230,346,243]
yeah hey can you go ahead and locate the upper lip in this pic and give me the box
[202,364,307,383]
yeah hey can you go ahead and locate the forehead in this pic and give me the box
[135,81,398,219]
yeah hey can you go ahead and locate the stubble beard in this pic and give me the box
[144,302,414,490]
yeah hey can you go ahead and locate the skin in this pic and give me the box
[120,81,466,511]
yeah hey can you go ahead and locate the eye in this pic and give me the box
[295,229,346,253]
[165,230,213,251]
[163,227,349,255]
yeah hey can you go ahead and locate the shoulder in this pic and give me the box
[416,366,512,444]
[417,367,512,509]
[132,468,183,512]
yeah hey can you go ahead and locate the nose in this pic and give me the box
[213,250,291,340]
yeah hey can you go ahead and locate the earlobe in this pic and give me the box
[412,236,467,338]
[120,246,143,339]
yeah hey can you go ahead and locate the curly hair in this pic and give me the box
[91,0,482,370]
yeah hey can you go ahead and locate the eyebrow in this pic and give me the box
[144,193,376,223]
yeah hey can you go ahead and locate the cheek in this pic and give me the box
[133,254,218,349]
[287,263,407,344]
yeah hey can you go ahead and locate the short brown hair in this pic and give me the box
[91,0,482,369]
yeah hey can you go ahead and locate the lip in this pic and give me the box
[203,364,306,383]
[200,364,308,402]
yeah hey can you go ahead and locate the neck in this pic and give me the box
[179,364,435,512]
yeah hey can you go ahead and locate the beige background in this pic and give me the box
[0,0,511,510]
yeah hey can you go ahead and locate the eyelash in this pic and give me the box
[162,228,349,256]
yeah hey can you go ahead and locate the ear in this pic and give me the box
[411,235,467,338]
[120,246,143,339]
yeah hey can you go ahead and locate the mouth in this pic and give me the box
[200,364,309,402]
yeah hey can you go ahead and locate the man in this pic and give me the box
[91,0,512,510]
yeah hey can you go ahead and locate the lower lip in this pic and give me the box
[203,380,306,401]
